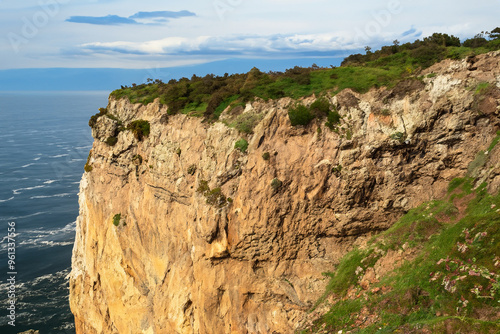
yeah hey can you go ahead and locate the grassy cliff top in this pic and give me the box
[109,29,500,121]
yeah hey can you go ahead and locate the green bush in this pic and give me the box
[271,178,283,191]
[262,152,271,161]
[325,109,342,130]
[232,112,262,134]
[332,164,342,176]
[288,104,315,126]
[196,180,228,207]
[105,136,118,146]
[310,97,331,116]
[132,154,143,164]
[112,213,121,226]
[84,151,93,172]
[187,164,197,175]
[205,188,227,207]
[234,138,249,153]
[89,107,108,128]
[390,131,405,141]
[127,120,150,140]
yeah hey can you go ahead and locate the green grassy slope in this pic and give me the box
[300,133,500,334]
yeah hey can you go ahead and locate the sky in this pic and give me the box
[0,0,499,88]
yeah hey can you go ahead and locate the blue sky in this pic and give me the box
[0,0,499,88]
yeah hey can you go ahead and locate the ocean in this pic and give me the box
[0,91,110,333]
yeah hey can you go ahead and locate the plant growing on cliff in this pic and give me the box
[231,111,263,134]
[187,164,197,175]
[288,104,315,126]
[197,180,228,208]
[325,107,342,130]
[84,151,93,172]
[89,107,108,128]
[234,138,249,153]
[132,154,143,165]
[127,120,150,141]
[309,97,331,116]
[112,213,121,226]
[271,178,283,191]
[105,136,118,146]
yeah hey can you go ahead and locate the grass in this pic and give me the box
[304,185,500,333]
[487,130,500,152]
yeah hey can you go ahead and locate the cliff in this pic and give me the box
[70,52,500,333]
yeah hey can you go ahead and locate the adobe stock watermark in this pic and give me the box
[8,0,70,53]
[6,222,17,327]
[213,0,243,21]
[141,65,171,86]
[353,0,403,46]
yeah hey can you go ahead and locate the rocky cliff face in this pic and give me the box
[70,52,500,334]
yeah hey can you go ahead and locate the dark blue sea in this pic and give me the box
[0,91,109,333]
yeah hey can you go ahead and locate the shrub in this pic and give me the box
[105,136,118,146]
[112,213,121,226]
[197,180,210,194]
[132,154,143,165]
[310,97,331,116]
[232,112,262,134]
[325,109,342,130]
[271,178,283,191]
[176,148,182,156]
[262,152,271,161]
[235,138,249,153]
[205,188,227,207]
[332,164,342,176]
[463,35,488,48]
[288,104,315,126]
[84,151,93,172]
[196,180,228,207]
[390,131,405,141]
[89,107,108,128]
[345,128,353,140]
[187,164,197,175]
[127,120,150,140]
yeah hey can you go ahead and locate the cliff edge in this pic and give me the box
[70,52,500,333]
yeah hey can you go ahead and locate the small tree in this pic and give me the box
[490,27,500,40]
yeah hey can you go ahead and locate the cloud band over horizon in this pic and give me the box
[66,10,196,25]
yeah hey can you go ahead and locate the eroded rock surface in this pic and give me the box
[70,52,500,334]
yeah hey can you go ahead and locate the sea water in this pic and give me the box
[0,91,109,333]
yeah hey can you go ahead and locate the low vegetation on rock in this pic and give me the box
[196,180,228,208]
[299,134,500,334]
[127,120,150,141]
[106,28,499,125]
[112,214,121,227]
[234,138,249,153]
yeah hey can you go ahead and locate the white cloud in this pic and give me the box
[1,0,499,69]
[78,32,361,57]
